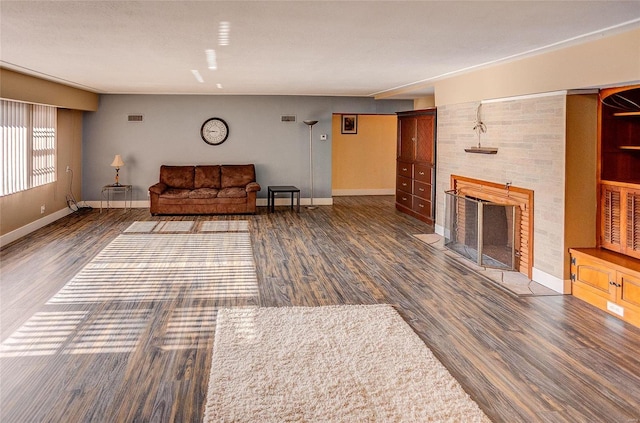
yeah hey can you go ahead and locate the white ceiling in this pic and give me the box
[2,1,640,99]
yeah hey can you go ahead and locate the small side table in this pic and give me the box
[101,184,132,213]
[268,186,300,213]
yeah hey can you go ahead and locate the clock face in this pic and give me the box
[201,118,229,145]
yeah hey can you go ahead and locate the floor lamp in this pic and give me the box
[303,120,318,209]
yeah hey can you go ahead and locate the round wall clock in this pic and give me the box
[200,117,229,145]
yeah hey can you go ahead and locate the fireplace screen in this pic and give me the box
[444,190,517,270]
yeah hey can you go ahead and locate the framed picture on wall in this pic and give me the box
[341,114,358,134]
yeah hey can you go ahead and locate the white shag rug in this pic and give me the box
[204,304,490,422]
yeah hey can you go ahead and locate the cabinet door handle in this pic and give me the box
[418,204,424,208]
[412,137,416,141]
[402,197,407,201]
[402,167,408,171]
[419,188,424,192]
[402,183,407,186]
[418,171,425,175]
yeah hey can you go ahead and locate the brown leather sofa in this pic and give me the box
[149,164,260,215]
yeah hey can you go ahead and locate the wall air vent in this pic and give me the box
[127,114,144,122]
[281,115,296,123]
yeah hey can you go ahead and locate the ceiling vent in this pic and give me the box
[281,115,296,123]
[127,114,144,122]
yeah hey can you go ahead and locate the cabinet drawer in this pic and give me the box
[397,175,412,193]
[414,164,432,184]
[413,180,431,199]
[397,161,412,178]
[396,190,412,209]
[412,197,432,217]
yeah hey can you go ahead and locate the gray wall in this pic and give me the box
[83,95,411,201]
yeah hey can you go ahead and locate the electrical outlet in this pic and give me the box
[40,205,46,214]
[320,134,327,140]
[607,301,624,317]
[66,165,71,172]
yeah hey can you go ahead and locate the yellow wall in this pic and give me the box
[0,68,98,111]
[331,114,397,195]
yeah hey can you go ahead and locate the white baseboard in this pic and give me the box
[532,267,568,294]
[1,207,73,248]
[332,189,394,196]
[300,197,333,206]
[435,224,445,236]
[131,200,149,208]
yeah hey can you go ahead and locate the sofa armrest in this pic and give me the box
[246,182,261,193]
[149,182,168,195]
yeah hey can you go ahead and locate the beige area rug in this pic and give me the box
[204,305,490,422]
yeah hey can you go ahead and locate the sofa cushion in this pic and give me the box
[188,188,219,199]
[217,187,248,198]
[160,165,195,189]
[221,165,255,188]
[160,188,191,199]
[194,165,221,189]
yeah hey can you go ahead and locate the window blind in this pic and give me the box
[1,99,57,196]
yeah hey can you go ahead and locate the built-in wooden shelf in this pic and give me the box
[613,111,640,117]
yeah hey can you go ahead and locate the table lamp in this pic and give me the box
[110,155,124,186]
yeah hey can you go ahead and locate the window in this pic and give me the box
[1,99,57,196]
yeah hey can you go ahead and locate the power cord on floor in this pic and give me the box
[65,167,93,213]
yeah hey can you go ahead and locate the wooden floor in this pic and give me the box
[1,196,639,422]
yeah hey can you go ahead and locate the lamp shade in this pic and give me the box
[110,155,124,168]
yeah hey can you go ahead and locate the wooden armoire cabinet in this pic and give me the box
[395,108,436,225]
